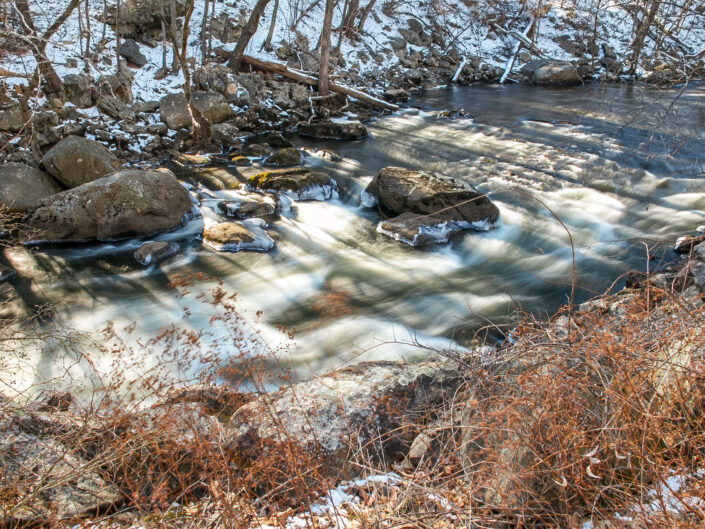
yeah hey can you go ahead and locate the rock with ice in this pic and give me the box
[202,221,274,252]
[247,168,338,202]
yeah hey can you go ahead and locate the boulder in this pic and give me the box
[224,361,462,472]
[297,120,368,140]
[104,0,187,30]
[520,59,582,85]
[63,74,93,108]
[0,106,25,133]
[134,241,180,265]
[118,38,147,67]
[210,122,241,148]
[217,195,277,220]
[264,147,303,167]
[160,91,232,130]
[40,136,122,188]
[202,220,274,252]
[98,96,136,121]
[363,167,499,245]
[0,412,122,525]
[248,168,337,201]
[96,70,133,104]
[0,163,62,212]
[20,169,194,243]
[243,143,272,157]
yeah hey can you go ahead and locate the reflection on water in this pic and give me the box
[5,82,705,393]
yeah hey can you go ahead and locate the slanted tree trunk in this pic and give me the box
[318,0,335,96]
[14,0,80,98]
[83,0,91,71]
[228,0,273,71]
[628,0,662,76]
[165,0,211,146]
[260,0,278,51]
[357,0,376,32]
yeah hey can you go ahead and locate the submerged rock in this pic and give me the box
[202,219,274,252]
[363,167,499,245]
[248,168,337,201]
[0,163,62,212]
[224,360,462,471]
[41,136,122,188]
[297,120,368,140]
[134,241,180,265]
[21,169,194,243]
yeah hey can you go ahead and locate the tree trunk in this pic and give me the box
[318,0,335,96]
[260,0,279,51]
[228,0,273,71]
[357,0,376,32]
[84,0,91,71]
[14,0,80,98]
[166,0,211,146]
[629,0,662,76]
[200,0,210,65]
[115,0,122,73]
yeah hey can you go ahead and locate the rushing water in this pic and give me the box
[5,82,705,394]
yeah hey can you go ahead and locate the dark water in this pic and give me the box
[6,82,705,392]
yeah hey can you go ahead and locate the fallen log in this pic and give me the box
[240,55,399,111]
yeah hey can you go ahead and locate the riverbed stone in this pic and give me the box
[202,220,274,252]
[20,169,194,243]
[224,360,462,473]
[134,241,180,265]
[160,91,232,130]
[217,196,277,220]
[0,163,62,212]
[264,147,303,167]
[364,166,499,231]
[248,168,335,199]
[297,120,368,140]
[520,59,582,85]
[40,136,122,188]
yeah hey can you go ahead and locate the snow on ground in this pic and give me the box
[3,1,704,107]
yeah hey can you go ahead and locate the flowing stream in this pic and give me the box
[5,82,705,395]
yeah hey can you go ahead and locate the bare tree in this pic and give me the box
[260,0,279,51]
[164,0,210,146]
[13,0,81,98]
[357,0,376,32]
[628,0,663,76]
[200,0,210,65]
[318,0,335,96]
[228,0,273,71]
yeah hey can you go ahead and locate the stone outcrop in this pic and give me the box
[520,59,582,85]
[40,136,122,188]
[134,241,180,265]
[160,91,232,130]
[297,120,368,140]
[0,163,62,212]
[20,169,194,243]
[363,167,499,245]
[247,168,337,201]
[224,360,462,471]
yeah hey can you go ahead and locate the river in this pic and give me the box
[4,82,705,396]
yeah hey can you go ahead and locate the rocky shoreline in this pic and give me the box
[2,236,703,526]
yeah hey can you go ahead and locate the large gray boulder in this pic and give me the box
[0,163,62,212]
[520,59,582,85]
[224,360,462,473]
[363,167,499,245]
[297,120,368,140]
[63,74,93,108]
[160,91,232,130]
[247,168,337,201]
[0,409,122,525]
[0,106,25,133]
[20,169,194,243]
[40,136,122,188]
[118,38,147,67]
